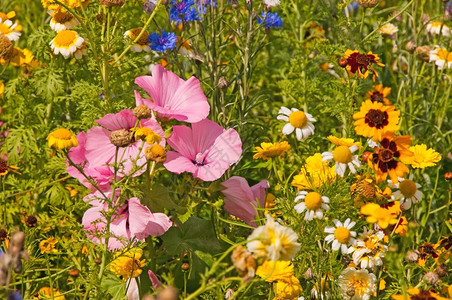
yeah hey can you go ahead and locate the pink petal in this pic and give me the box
[145,212,172,236]
[195,160,232,182]
[191,119,225,154]
[250,180,270,209]
[96,109,137,130]
[134,65,209,123]
[148,270,162,290]
[204,128,242,165]
[127,198,154,240]
[84,126,117,166]
[166,125,196,159]
[163,151,198,175]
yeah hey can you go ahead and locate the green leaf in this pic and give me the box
[102,275,127,300]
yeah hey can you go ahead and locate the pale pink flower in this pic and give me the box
[83,109,165,177]
[164,119,242,181]
[82,190,172,250]
[221,176,269,227]
[134,64,210,123]
[67,132,119,192]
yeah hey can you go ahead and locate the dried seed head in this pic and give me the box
[405,250,420,263]
[405,40,417,53]
[133,105,152,119]
[436,264,449,277]
[231,245,256,282]
[0,35,14,61]
[99,0,125,7]
[109,129,131,147]
[25,215,38,227]
[423,272,439,286]
[218,76,229,89]
[356,0,379,8]
[415,45,431,62]
[144,0,157,15]
[303,268,315,280]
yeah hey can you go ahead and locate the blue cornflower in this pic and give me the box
[169,0,200,24]
[258,12,283,28]
[343,1,359,14]
[148,31,177,52]
[8,292,23,300]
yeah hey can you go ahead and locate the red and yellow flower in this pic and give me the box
[342,50,385,80]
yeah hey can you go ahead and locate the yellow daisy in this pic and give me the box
[50,30,84,59]
[0,11,17,22]
[409,144,441,168]
[47,128,78,150]
[366,84,392,105]
[39,237,58,254]
[33,287,65,299]
[1,47,34,67]
[353,100,400,141]
[256,260,293,282]
[253,141,290,160]
[124,28,151,53]
[292,153,336,190]
[327,135,361,148]
[426,21,451,36]
[110,247,146,281]
[342,49,385,80]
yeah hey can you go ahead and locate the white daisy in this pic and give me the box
[324,218,356,254]
[322,144,360,177]
[429,46,452,70]
[263,0,280,7]
[277,106,316,141]
[378,23,398,36]
[50,30,84,59]
[50,10,80,31]
[294,191,330,221]
[0,18,21,41]
[348,228,387,270]
[388,174,423,210]
[338,268,377,300]
[426,21,451,37]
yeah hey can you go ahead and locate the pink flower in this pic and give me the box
[134,65,210,123]
[82,190,172,250]
[83,109,165,177]
[148,270,162,290]
[164,119,242,181]
[221,176,270,226]
[67,132,119,191]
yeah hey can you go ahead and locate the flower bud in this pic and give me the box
[218,76,229,89]
[405,40,417,53]
[415,45,431,62]
[145,144,166,163]
[109,129,131,147]
[25,215,38,227]
[405,250,420,263]
[303,268,315,280]
[445,172,452,181]
[338,58,348,68]
[144,0,157,15]
[69,269,80,278]
[356,0,379,8]
[436,263,449,277]
[99,0,125,7]
[423,272,439,286]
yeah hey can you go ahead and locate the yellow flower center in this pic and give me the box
[351,276,369,295]
[54,30,77,47]
[51,128,74,140]
[399,179,417,198]
[334,227,351,244]
[0,23,11,35]
[288,111,308,128]
[129,28,149,45]
[333,146,353,163]
[304,192,323,210]
[364,237,377,250]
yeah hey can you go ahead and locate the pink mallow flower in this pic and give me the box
[83,109,165,177]
[222,176,270,227]
[164,119,242,181]
[134,64,210,123]
[67,132,120,192]
[82,190,172,250]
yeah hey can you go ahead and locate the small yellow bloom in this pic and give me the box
[134,127,162,145]
[327,135,361,148]
[39,237,58,254]
[110,248,146,281]
[253,141,290,160]
[409,144,441,168]
[274,276,303,300]
[256,260,293,282]
[47,128,78,150]
[292,153,336,190]
[0,81,4,97]
[81,245,89,255]
[33,287,65,299]
[144,144,166,163]
[360,203,398,229]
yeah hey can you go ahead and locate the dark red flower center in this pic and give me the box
[356,53,371,66]
[370,92,384,103]
[364,109,389,129]
[0,160,7,174]
[411,290,437,300]
[371,138,401,172]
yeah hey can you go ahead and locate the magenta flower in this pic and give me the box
[82,190,172,250]
[134,65,210,123]
[164,119,242,181]
[221,176,270,227]
[67,132,119,192]
[83,109,165,177]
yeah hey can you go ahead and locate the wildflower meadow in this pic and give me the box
[1,0,452,299]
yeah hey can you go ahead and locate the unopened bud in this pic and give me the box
[95,258,102,264]
[109,129,131,147]
[405,40,417,53]
[69,269,80,278]
[133,105,152,119]
[356,0,379,8]
[303,268,315,280]
[145,144,166,163]
[338,58,348,68]
[423,272,439,286]
[415,45,431,62]
[25,215,38,227]
[445,172,452,181]
[181,262,190,271]
[99,0,125,7]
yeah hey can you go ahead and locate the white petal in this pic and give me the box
[295,128,303,140]
[332,240,340,250]
[278,106,291,115]
[282,123,295,135]
[277,115,289,121]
